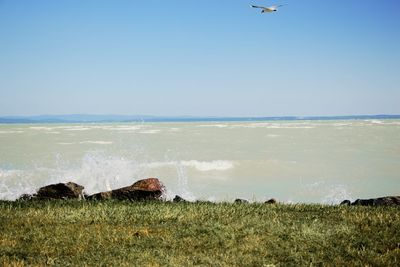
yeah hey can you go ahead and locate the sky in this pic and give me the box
[0,0,399,117]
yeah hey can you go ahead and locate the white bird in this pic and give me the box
[251,4,284,13]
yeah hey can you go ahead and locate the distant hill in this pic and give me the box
[0,114,400,124]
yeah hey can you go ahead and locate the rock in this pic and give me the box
[88,178,165,201]
[340,200,351,206]
[351,196,400,206]
[173,195,187,203]
[265,198,277,204]
[90,191,113,200]
[234,199,249,203]
[34,182,85,200]
[17,194,34,201]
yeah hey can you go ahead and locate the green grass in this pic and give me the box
[0,201,399,266]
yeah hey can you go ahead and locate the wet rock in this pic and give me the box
[32,182,85,200]
[17,194,34,201]
[90,191,113,200]
[88,178,165,201]
[234,199,249,203]
[173,195,187,203]
[351,196,400,206]
[340,200,351,206]
[265,198,277,204]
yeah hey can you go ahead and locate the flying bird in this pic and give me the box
[251,4,284,13]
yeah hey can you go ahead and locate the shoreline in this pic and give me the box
[11,180,400,207]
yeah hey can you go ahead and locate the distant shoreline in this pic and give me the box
[1,114,400,124]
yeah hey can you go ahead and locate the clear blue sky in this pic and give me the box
[0,0,399,116]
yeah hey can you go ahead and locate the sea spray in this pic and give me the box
[48,152,148,196]
[300,180,354,204]
[174,161,196,201]
[0,169,36,200]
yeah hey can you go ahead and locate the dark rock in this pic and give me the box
[234,199,249,203]
[33,182,85,200]
[340,200,351,206]
[88,178,165,201]
[173,195,187,203]
[89,191,113,200]
[265,198,277,204]
[17,194,34,201]
[351,196,400,206]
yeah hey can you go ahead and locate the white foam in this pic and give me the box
[368,120,384,124]
[0,130,24,134]
[181,160,234,171]
[168,128,180,132]
[139,129,161,134]
[145,160,234,172]
[79,141,113,145]
[106,126,144,131]
[332,123,353,127]
[0,169,36,200]
[29,126,54,130]
[64,127,91,131]
[197,124,229,128]
[0,169,22,178]
[229,122,316,129]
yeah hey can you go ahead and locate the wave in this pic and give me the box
[240,123,315,129]
[57,141,113,145]
[168,128,180,132]
[331,122,353,127]
[197,124,229,128]
[197,123,316,129]
[104,126,144,131]
[64,127,91,131]
[180,160,234,171]
[139,130,161,134]
[0,153,235,200]
[367,120,384,124]
[29,126,54,130]
[0,130,24,134]
[79,141,113,145]
[147,160,234,172]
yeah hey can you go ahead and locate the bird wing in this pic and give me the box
[251,5,267,9]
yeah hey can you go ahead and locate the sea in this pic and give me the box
[1,119,399,203]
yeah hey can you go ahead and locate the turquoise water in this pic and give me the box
[1,120,399,203]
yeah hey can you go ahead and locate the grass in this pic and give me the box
[0,201,399,266]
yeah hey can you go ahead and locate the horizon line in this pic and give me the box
[1,114,400,124]
[2,113,400,118]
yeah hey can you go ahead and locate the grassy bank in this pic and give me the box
[0,201,399,266]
